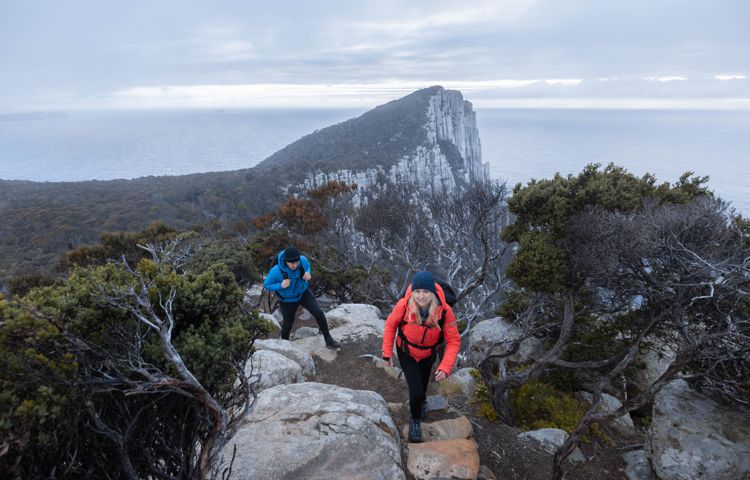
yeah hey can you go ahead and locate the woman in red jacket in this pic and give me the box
[382,271,461,443]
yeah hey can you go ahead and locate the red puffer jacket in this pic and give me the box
[382,283,461,375]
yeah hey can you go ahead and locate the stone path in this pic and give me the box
[245,303,490,479]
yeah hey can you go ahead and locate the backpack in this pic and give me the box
[396,277,457,356]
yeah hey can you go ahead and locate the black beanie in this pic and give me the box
[284,246,301,262]
[411,271,436,295]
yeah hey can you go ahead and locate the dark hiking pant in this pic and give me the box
[396,346,436,420]
[279,289,331,340]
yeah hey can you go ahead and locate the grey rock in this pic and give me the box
[425,395,448,413]
[578,391,635,435]
[258,312,280,332]
[647,380,750,480]
[293,335,339,363]
[622,449,656,480]
[221,382,404,480]
[403,395,449,419]
[465,317,543,367]
[254,339,316,378]
[519,428,586,464]
[298,308,314,322]
[630,345,676,394]
[291,326,318,339]
[325,303,383,330]
[439,367,478,400]
[246,349,303,392]
[243,284,264,306]
[328,321,382,343]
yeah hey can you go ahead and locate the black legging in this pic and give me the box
[279,289,331,340]
[396,345,436,419]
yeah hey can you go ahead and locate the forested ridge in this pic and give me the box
[0,87,440,282]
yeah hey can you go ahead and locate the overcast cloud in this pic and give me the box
[1,0,748,109]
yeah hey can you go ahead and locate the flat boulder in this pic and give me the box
[254,338,315,378]
[647,379,750,480]
[326,303,383,330]
[222,382,404,480]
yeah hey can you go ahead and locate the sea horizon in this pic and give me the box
[1,107,748,215]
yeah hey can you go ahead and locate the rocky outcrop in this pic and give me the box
[465,316,543,367]
[302,87,489,201]
[647,380,750,480]
[223,382,403,480]
[292,303,384,363]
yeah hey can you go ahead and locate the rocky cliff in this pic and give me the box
[298,86,489,200]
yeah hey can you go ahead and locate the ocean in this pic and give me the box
[1,108,748,214]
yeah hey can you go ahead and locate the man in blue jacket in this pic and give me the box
[263,246,341,349]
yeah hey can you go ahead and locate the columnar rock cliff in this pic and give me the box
[295,86,489,199]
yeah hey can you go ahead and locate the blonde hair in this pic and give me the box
[407,291,441,327]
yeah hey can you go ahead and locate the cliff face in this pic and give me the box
[300,87,488,200]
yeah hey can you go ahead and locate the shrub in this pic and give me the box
[510,380,586,433]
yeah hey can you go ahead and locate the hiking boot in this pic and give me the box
[408,418,423,443]
[324,336,341,350]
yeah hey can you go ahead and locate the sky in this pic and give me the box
[1,0,749,110]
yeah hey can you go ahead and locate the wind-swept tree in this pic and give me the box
[1,244,270,479]
[478,163,749,479]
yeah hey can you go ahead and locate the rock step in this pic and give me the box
[401,416,484,480]
[406,438,481,480]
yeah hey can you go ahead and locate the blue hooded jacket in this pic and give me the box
[263,250,311,303]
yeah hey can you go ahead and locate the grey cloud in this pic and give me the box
[1,0,748,109]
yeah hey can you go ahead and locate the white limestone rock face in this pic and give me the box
[577,391,635,435]
[221,382,404,480]
[302,87,489,200]
[254,339,316,378]
[518,428,586,464]
[465,317,543,367]
[246,349,304,392]
[426,87,486,184]
[647,380,750,480]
